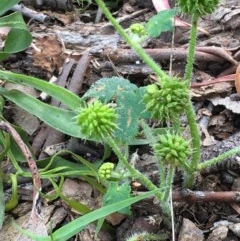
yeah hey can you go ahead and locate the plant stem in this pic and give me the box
[105,134,172,225]
[140,120,166,190]
[94,0,167,79]
[184,99,201,187]
[197,146,240,170]
[105,135,161,197]
[163,166,175,202]
[184,13,199,85]
[183,13,201,187]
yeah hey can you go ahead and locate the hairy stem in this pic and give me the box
[105,135,162,199]
[184,13,199,84]
[141,120,166,190]
[197,146,240,170]
[95,0,167,79]
[183,13,201,187]
[184,99,201,187]
[105,134,171,224]
[163,166,175,202]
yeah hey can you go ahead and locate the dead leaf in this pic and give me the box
[32,35,66,73]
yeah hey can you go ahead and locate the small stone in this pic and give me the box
[178,218,204,241]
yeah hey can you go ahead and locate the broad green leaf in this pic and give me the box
[0,0,20,16]
[0,12,32,59]
[103,182,131,215]
[0,12,28,29]
[0,87,86,139]
[146,9,175,38]
[4,28,32,53]
[83,77,148,142]
[0,70,83,110]
[115,87,149,142]
[115,91,139,142]
[83,76,138,102]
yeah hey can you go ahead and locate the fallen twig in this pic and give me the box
[173,189,240,203]
[104,47,224,64]
[191,74,235,88]
[11,4,51,24]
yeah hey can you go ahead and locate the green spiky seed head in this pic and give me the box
[143,76,188,122]
[178,0,220,16]
[128,23,147,44]
[75,101,117,140]
[98,162,114,179]
[155,133,191,167]
[129,23,146,36]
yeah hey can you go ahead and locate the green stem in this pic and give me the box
[94,0,167,79]
[105,135,161,198]
[183,13,201,187]
[105,134,171,224]
[184,13,199,85]
[140,120,166,189]
[185,99,201,187]
[163,166,175,202]
[197,146,240,170]
[5,174,18,211]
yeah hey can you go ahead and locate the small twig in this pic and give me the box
[196,46,238,65]
[191,74,235,88]
[11,4,51,24]
[68,52,91,94]
[104,47,224,64]
[135,190,240,203]
[95,6,103,23]
[173,189,240,203]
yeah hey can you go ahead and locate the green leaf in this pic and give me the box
[4,28,32,53]
[37,156,99,175]
[83,76,138,103]
[0,87,86,139]
[115,87,149,142]
[0,126,29,163]
[12,189,162,241]
[5,174,18,211]
[0,70,83,110]
[60,194,92,214]
[52,188,162,241]
[103,182,131,215]
[84,77,149,142]
[146,9,175,38]
[0,0,20,16]
[0,12,29,29]
[0,12,32,59]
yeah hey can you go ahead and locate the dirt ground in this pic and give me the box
[1,0,240,240]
